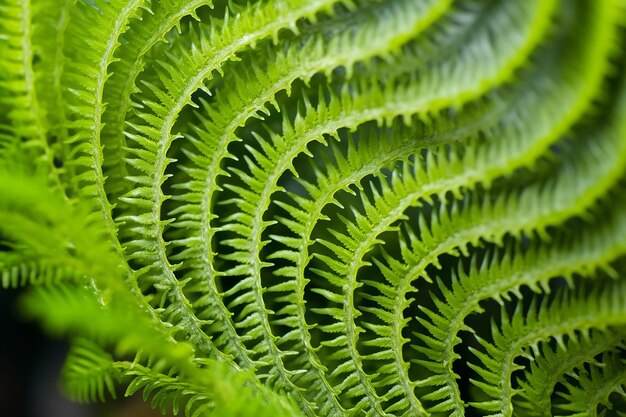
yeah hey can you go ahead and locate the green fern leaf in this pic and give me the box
[1,0,626,416]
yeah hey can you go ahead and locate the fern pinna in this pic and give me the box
[1,0,626,416]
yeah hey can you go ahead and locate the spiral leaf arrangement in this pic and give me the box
[1,0,626,416]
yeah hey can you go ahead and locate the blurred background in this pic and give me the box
[0,289,169,417]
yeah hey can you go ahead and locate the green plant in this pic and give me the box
[1,0,626,416]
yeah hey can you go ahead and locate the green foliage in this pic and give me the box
[1,0,626,416]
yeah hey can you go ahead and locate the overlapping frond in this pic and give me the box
[554,352,626,417]
[514,330,626,417]
[1,0,626,416]
[468,281,626,417]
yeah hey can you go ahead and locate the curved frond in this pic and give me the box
[62,338,121,403]
[2,0,626,416]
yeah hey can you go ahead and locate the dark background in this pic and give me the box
[0,289,166,417]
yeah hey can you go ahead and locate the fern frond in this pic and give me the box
[122,358,306,417]
[165,3,456,398]
[62,338,121,403]
[0,0,64,190]
[30,0,73,176]
[468,282,626,417]
[555,352,626,417]
[410,185,626,415]
[115,2,353,376]
[2,0,626,416]
[20,282,180,356]
[43,288,306,417]
[514,330,626,417]
[0,170,121,289]
[100,0,215,202]
[60,0,149,263]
